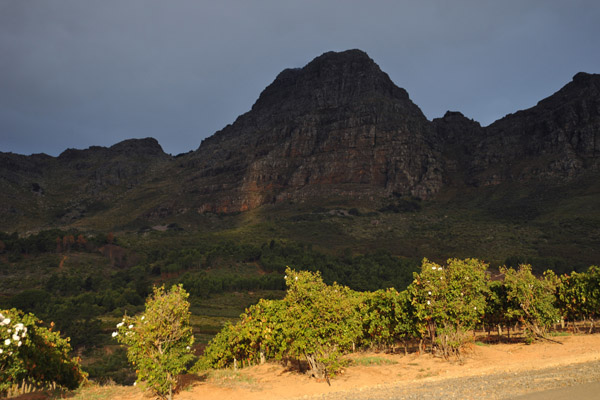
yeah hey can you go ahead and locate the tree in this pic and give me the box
[200,268,362,379]
[408,258,489,358]
[282,268,362,378]
[501,265,560,343]
[0,308,86,396]
[359,288,421,352]
[556,265,600,333]
[201,298,287,369]
[483,280,518,337]
[113,285,194,400]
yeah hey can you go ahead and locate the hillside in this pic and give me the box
[0,49,599,266]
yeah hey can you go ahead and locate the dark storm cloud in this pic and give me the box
[1,0,599,156]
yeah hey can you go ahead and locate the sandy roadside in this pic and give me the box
[173,333,600,400]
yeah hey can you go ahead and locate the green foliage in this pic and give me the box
[556,265,600,331]
[0,229,64,255]
[0,308,86,396]
[180,271,285,299]
[482,280,517,333]
[408,258,489,358]
[501,265,560,342]
[359,288,420,349]
[209,298,287,368]
[504,255,576,275]
[259,242,419,291]
[350,356,398,366]
[6,220,600,387]
[201,268,362,378]
[83,347,135,385]
[283,268,362,377]
[113,285,195,400]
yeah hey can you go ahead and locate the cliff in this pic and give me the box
[181,50,442,212]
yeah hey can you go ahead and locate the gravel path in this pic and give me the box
[302,360,600,400]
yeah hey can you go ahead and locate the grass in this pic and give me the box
[207,369,257,389]
[415,367,440,379]
[47,382,138,400]
[350,356,398,367]
[549,331,572,337]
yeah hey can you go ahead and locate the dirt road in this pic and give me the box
[309,359,600,399]
[177,334,600,400]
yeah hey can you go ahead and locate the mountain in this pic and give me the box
[0,138,170,230]
[433,71,600,188]
[1,50,599,263]
[180,49,442,213]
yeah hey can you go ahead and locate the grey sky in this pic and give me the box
[1,0,598,156]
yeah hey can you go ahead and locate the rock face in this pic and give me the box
[182,52,599,213]
[0,138,169,226]
[183,50,443,212]
[57,138,169,191]
[472,72,600,185]
[0,50,599,228]
[433,72,600,187]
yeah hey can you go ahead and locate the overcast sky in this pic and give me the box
[1,1,599,156]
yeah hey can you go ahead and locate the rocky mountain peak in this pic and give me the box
[248,49,412,118]
[572,71,597,85]
[183,50,441,213]
[108,138,166,157]
[58,138,167,162]
[433,111,483,145]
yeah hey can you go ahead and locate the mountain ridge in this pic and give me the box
[1,49,599,232]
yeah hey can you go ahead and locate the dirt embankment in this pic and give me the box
[174,334,600,400]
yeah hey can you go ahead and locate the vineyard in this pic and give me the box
[2,258,599,399]
[198,260,600,380]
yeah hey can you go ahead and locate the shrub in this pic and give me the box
[200,268,362,379]
[282,268,362,378]
[359,288,421,351]
[408,258,489,358]
[556,265,600,332]
[200,298,287,369]
[501,265,560,342]
[113,284,194,400]
[483,280,517,335]
[0,308,86,396]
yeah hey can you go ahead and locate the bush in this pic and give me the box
[113,285,195,400]
[359,288,420,350]
[0,308,86,396]
[483,280,517,335]
[501,265,560,342]
[408,258,489,358]
[200,268,362,379]
[282,268,362,378]
[200,298,287,370]
[556,265,600,332]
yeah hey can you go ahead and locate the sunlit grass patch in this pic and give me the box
[207,369,257,389]
[350,355,398,367]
